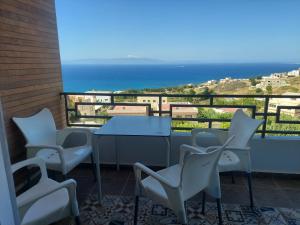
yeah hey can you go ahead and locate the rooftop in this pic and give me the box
[107,105,148,115]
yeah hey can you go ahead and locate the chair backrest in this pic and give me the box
[181,137,234,200]
[13,108,57,145]
[228,109,263,148]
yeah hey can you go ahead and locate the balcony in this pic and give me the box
[52,92,300,224]
[1,1,300,225]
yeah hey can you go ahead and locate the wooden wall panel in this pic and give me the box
[0,0,65,161]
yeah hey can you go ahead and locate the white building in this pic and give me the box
[269,72,286,78]
[269,92,300,117]
[85,91,112,104]
[256,77,287,90]
[287,69,300,77]
[70,91,112,116]
[206,80,217,85]
[219,77,231,83]
[137,96,168,110]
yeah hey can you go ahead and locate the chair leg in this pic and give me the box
[90,154,97,182]
[133,196,139,225]
[246,172,254,208]
[231,171,235,184]
[183,200,188,225]
[202,191,206,215]
[216,198,223,225]
[75,216,81,225]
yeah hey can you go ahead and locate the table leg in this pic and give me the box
[164,136,171,167]
[115,136,120,171]
[93,134,102,204]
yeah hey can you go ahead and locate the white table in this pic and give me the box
[93,116,172,203]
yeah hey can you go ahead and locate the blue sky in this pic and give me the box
[55,0,300,63]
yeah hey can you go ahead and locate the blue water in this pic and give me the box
[62,63,300,92]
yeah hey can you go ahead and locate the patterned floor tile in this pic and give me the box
[79,195,300,225]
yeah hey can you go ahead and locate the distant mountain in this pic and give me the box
[63,57,166,65]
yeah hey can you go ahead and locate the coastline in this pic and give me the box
[61,63,300,92]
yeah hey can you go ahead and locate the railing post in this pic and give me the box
[261,97,269,138]
[208,96,214,128]
[159,95,162,117]
[63,94,70,126]
[111,94,115,104]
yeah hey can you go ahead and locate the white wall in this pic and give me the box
[0,100,19,225]
[93,132,300,174]
[0,149,17,225]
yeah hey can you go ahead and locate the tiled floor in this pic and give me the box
[69,165,300,209]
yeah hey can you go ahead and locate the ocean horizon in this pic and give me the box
[62,63,300,92]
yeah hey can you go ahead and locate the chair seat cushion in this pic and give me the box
[18,179,70,225]
[141,164,181,206]
[218,150,240,172]
[36,146,92,173]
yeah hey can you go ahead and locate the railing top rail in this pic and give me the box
[61,91,300,136]
[169,104,256,108]
[61,92,300,98]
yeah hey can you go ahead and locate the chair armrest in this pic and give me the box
[179,144,206,165]
[25,144,64,159]
[25,144,66,171]
[224,146,251,172]
[18,179,79,220]
[225,146,250,151]
[12,157,48,180]
[57,127,92,147]
[225,146,251,159]
[26,144,64,151]
[134,162,178,189]
[192,128,228,146]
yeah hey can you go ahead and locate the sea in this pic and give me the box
[62,63,300,92]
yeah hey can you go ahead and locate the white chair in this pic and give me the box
[133,137,234,225]
[192,109,264,208]
[12,157,80,225]
[13,108,95,179]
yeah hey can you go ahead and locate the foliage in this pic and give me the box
[198,108,232,120]
[255,88,264,94]
[189,89,196,95]
[69,111,77,123]
[249,78,257,86]
[266,85,272,94]
[67,97,75,108]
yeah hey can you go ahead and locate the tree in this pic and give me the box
[69,111,78,123]
[249,78,257,86]
[266,85,272,94]
[189,89,196,95]
[255,88,263,94]
[202,87,215,95]
[186,89,196,102]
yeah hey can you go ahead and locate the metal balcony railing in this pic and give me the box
[61,92,300,137]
